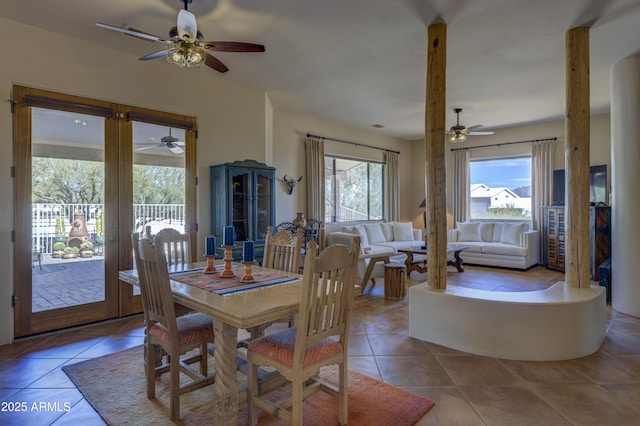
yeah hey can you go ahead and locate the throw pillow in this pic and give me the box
[480,222,495,242]
[456,222,482,242]
[341,224,369,247]
[500,223,526,245]
[364,223,386,244]
[393,221,414,241]
[380,222,394,242]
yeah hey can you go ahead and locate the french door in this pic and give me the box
[12,86,196,337]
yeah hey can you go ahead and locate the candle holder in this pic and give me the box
[240,261,255,283]
[220,246,236,278]
[203,255,217,274]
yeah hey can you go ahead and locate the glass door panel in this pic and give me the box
[255,172,273,241]
[231,170,249,241]
[131,123,186,295]
[31,108,106,313]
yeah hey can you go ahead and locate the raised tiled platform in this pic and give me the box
[409,281,607,360]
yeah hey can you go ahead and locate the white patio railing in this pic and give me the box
[32,203,185,254]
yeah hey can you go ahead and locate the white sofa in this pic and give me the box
[447,221,539,270]
[326,222,423,292]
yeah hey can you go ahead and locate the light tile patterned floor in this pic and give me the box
[2,264,640,425]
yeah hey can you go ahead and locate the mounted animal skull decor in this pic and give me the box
[283,175,302,195]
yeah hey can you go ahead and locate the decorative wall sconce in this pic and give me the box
[283,175,302,195]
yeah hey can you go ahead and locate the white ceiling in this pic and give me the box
[2,0,640,140]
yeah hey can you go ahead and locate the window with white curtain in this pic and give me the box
[470,157,532,220]
[324,156,384,223]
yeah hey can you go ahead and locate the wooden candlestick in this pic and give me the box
[220,246,235,278]
[241,261,255,283]
[203,255,217,274]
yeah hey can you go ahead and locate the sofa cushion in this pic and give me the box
[481,242,527,257]
[492,223,504,242]
[341,224,369,247]
[480,222,495,242]
[455,242,483,253]
[500,223,526,245]
[364,223,386,244]
[393,221,414,241]
[381,222,394,241]
[456,222,482,242]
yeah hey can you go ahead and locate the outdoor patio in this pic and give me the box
[32,255,114,312]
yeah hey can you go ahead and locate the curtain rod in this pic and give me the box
[306,133,400,155]
[450,137,557,152]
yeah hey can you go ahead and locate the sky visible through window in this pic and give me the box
[470,157,531,190]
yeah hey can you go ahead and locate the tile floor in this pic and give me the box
[2,265,640,425]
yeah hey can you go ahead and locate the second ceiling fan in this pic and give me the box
[447,108,494,143]
[135,129,185,155]
[96,0,265,73]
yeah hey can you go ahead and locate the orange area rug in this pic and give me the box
[63,345,434,425]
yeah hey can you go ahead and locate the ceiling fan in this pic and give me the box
[96,0,265,73]
[447,108,495,143]
[135,129,185,154]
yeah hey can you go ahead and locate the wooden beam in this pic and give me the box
[425,23,447,289]
[565,26,591,288]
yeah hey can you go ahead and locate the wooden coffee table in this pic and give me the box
[398,245,469,275]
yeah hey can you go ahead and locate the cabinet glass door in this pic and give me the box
[231,170,249,241]
[255,171,273,241]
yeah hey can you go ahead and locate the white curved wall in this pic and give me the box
[611,54,640,316]
[409,282,606,361]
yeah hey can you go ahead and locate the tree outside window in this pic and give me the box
[325,156,383,223]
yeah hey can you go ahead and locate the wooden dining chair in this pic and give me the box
[263,225,303,274]
[247,226,303,338]
[132,233,215,420]
[155,227,190,266]
[246,237,361,426]
[155,228,194,317]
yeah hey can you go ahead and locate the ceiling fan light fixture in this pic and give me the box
[450,130,467,143]
[166,43,205,68]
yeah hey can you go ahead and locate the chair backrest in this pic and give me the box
[132,233,178,336]
[156,228,190,267]
[263,226,303,273]
[294,237,361,362]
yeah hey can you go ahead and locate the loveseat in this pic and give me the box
[447,221,539,270]
[326,222,423,292]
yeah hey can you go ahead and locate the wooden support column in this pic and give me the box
[425,23,447,290]
[565,26,591,288]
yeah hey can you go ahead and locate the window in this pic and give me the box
[325,156,384,223]
[470,157,531,220]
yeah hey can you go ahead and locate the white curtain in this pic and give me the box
[453,149,470,223]
[305,136,325,246]
[531,139,556,231]
[385,151,400,221]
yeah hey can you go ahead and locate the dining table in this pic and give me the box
[119,261,302,425]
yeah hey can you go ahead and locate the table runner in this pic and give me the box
[169,265,298,295]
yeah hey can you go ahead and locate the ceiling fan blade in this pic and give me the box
[177,9,198,43]
[468,131,495,136]
[139,50,167,61]
[168,145,184,154]
[466,124,494,135]
[95,23,172,44]
[204,52,229,73]
[200,41,265,52]
[135,145,162,151]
